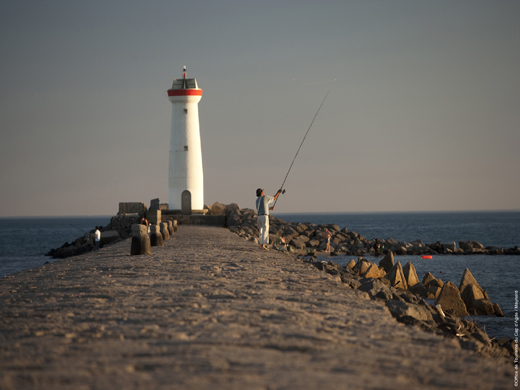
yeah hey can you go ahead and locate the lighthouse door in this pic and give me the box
[181,190,192,215]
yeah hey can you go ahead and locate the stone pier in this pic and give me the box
[0,226,511,389]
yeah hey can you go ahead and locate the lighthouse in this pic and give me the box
[167,67,204,212]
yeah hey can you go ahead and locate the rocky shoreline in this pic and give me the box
[216,203,520,256]
[304,257,513,358]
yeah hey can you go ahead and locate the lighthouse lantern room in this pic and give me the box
[167,67,204,212]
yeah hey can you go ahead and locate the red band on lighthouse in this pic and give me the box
[167,89,203,97]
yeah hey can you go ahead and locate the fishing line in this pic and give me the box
[68,224,89,234]
[273,91,329,207]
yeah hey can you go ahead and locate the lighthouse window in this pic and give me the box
[184,109,188,113]
[184,146,188,151]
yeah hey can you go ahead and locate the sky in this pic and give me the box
[1,0,519,217]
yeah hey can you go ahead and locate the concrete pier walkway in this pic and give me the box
[0,226,511,389]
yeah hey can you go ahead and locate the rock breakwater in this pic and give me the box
[217,203,519,256]
[268,255,512,359]
[47,201,519,259]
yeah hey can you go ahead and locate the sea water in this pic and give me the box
[0,212,518,339]
[0,216,111,278]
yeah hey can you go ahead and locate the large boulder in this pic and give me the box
[225,212,242,228]
[379,251,394,273]
[329,224,341,233]
[394,246,407,256]
[210,202,227,216]
[459,240,485,253]
[434,281,469,317]
[289,236,307,250]
[225,203,241,217]
[385,300,434,323]
[307,239,321,248]
[281,227,299,241]
[357,278,392,300]
[443,242,456,252]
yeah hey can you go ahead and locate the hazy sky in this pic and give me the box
[1,0,519,217]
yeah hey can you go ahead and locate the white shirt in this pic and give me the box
[256,195,275,216]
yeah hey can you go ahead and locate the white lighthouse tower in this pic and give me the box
[167,67,204,212]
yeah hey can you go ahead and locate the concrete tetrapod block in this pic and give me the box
[160,222,170,241]
[130,224,152,256]
[167,220,174,235]
[403,262,420,287]
[352,259,370,276]
[360,263,382,279]
[385,261,408,290]
[422,272,436,285]
[379,251,394,273]
[459,268,483,294]
[149,224,164,247]
[434,281,469,317]
[172,219,178,232]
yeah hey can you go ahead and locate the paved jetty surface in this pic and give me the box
[0,226,511,389]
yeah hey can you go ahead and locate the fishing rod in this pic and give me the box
[273,91,329,207]
[68,224,90,235]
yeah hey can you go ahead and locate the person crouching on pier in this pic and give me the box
[255,188,282,250]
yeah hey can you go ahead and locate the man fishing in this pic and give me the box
[255,92,328,251]
[255,188,283,250]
